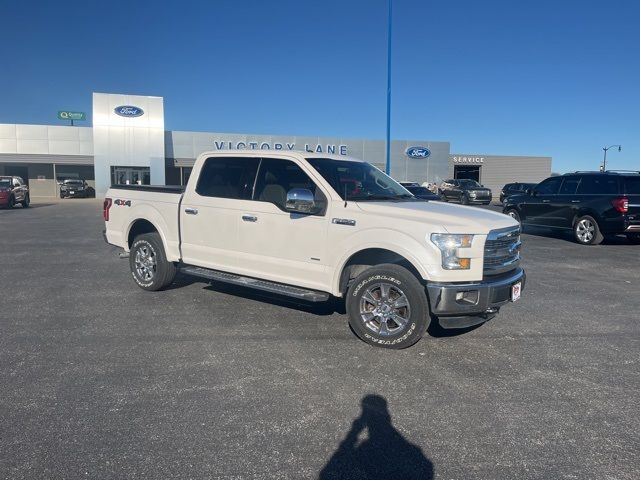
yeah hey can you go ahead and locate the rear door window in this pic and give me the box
[624,177,640,195]
[196,157,260,199]
[535,177,562,195]
[559,176,581,195]
[577,175,619,195]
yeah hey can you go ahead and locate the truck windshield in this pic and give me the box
[306,158,413,201]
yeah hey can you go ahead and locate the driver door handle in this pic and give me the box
[542,199,551,203]
[184,207,198,215]
[571,200,581,203]
[242,214,258,222]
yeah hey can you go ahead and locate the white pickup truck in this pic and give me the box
[104,151,525,348]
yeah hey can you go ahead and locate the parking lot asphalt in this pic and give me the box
[1,200,638,479]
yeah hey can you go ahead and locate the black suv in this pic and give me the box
[503,171,640,245]
[500,182,537,203]
[439,179,492,205]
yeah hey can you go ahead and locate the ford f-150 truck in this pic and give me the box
[104,151,525,348]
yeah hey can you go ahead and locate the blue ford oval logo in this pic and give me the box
[114,105,144,117]
[406,146,431,159]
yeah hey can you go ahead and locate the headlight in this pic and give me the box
[430,234,473,270]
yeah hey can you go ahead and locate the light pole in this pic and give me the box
[601,144,621,172]
[385,0,393,175]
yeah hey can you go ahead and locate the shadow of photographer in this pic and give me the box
[319,394,433,480]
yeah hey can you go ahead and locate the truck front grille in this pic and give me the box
[484,226,521,275]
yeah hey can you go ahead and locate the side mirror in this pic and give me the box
[286,188,316,214]
[526,189,533,195]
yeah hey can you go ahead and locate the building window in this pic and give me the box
[111,166,151,186]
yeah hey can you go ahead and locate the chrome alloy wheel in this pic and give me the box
[134,243,157,281]
[359,283,411,336]
[576,218,595,243]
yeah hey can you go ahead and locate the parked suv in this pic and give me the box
[60,179,92,198]
[503,171,640,245]
[499,182,537,204]
[0,176,30,209]
[439,179,492,205]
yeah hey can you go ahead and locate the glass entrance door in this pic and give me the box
[111,167,151,186]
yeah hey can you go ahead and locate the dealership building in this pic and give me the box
[0,93,551,199]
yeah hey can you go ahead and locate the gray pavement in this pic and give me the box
[1,200,638,479]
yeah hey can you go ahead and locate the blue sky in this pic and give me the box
[1,0,638,172]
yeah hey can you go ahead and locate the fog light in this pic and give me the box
[455,290,479,305]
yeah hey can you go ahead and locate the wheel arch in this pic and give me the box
[571,209,603,228]
[335,247,425,297]
[125,218,172,260]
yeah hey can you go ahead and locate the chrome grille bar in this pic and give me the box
[484,226,521,275]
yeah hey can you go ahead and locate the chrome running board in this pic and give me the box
[180,265,330,302]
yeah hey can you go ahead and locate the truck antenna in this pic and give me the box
[344,183,348,207]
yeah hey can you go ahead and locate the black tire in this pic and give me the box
[8,196,15,209]
[346,264,430,349]
[574,215,603,245]
[129,232,177,291]
[461,194,469,205]
[505,208,521,224]
[21,194,30,208]
[626,233,640,245]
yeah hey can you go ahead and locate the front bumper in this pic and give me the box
[61,190,87,198]
[426,268,526,329]
[468,196,492,204]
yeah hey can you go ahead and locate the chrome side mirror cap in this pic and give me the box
[286,188,316,214]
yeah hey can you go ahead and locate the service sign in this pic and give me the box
[57,111,85,121]
[114,105,144,117]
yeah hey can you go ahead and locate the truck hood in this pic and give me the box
[355,200,518,234]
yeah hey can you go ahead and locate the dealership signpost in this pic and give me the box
[385,0,393,175]
[57,111,86,126]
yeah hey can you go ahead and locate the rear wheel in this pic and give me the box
[129,232,176,291]
[574,215,603,245]
[346,264,429,349]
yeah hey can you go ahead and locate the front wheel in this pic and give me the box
[129,232,177,291]
[21,194,30,208]
[461,194,469,205]
[505,208,521,224]
[574,215,603,245]
[346,264,430,349]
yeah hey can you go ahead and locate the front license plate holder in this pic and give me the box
[511,282,522,302]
